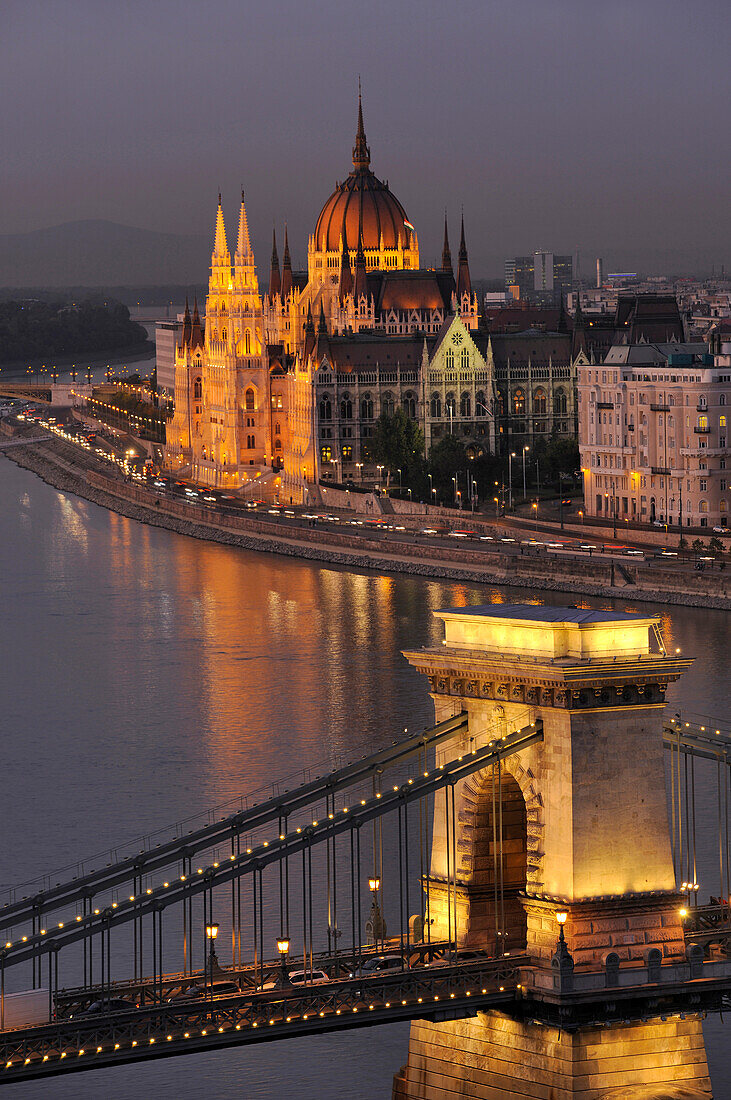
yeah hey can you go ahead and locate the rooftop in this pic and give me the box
[434,604,649,625]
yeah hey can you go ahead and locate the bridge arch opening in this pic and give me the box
[456,763,528,952]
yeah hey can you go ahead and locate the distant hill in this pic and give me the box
[0,220,210,287]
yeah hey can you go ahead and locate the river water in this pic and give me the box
[0,458,729,1099]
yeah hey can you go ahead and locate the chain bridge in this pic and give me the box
[0,605,729,1098]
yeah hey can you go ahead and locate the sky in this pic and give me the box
[3,0,730,278]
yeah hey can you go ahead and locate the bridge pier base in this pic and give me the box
[394,1011,712,1099]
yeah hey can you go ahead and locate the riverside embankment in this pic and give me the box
[2,421,729,609]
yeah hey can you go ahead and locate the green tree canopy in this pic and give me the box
[366,409,424,478]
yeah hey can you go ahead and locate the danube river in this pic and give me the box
[1,458,729,1099]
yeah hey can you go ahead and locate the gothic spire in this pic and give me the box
[235,189,252,259]
[182,297,191,347]
[318,301,328,335]
[269,227,281,297]
[212,193,228,259]
[338,223,353,302]
[304,301,315,335]
[354,205,368,300]
[441,212,452,274]
[352,82,370,172]
[456,212,471,299]
[281,226,293,299]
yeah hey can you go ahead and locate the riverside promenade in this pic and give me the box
[1,419,729,610]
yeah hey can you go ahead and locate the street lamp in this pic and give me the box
[555,910,568,944]
[356,462,363,481]
[366,877,386,949]
[522,445,529,501]
[432,487,437,504]
[532,500,538,530]
[277,937,290,987]
[397,468,402,489]
[494,495,499,518]
[205,921,219,992]
[508,452,516,510]
[452,475,457,503]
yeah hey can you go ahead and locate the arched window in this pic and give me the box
[553,387,567,415]
[460,391,471,418]
[698,414,709,430]
[460,347,469,370]
[275,438,282,451]
[533,388,547,416]
[245,388,255,411]
[475,391,487,417]
[445,348,454,370]
[246,434,255,449]
[698,395,707,409]
[194,377,202,401]
[403,391,416,418]
[720,394,726,406]
[699,500,708,513]
[360,393,374,420]
[430,392,442,418]
[221,327,227,343]
[275,422,281,434]
[382,392,395,417]
[340,393,353,419]
[245,329,251,355]
[445,392,456,417]
[720,415,727,429]
[513,388,525,415]
[320,394,332,421]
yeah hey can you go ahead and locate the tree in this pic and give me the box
[367,409,424,480]
[427,434,469,497]
[692,538,705,553]
[709,536,724,555]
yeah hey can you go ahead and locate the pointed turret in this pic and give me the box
[441,213,453,274]
[352,84,371,172]
[269,228,281,297]
[456,212,471,299]
[235,190,252,260]
[212,193,229,259]
[182,297,192,347]
[303,302,316,358]
[338,223,353,302]
[281,226,293,300]
[318,301,328,335]
[191,297,204,348]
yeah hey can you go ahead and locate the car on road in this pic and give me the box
[71,998,138,1017]
[713,526,729,534]
[359,954,405,974]
[169,980,242,1003]
[287,968,330,986]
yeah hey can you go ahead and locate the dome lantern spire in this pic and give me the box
[442,211,452,274]
[352,81,370,172]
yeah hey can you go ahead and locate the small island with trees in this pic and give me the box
[0,297,150,364]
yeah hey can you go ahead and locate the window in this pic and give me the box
[342,445,353,461]
[445,392,456,417]
[460,347,469,370]
[720,394,726,406]
[246,434,255,449]
[475,391,487,417]
[553,388,567,415]
[340,394,353,419]
[271,393,283,410]
[221,328,227,342]
[382,392,395,416]
[445,348,454,370]
[275,422,281,434]
[320,394,332,420]
[360,394,374,420]
[460,392,471,418]
[513,388,525,415]
[321,445,332,462]
[698,395,707,409]
[403,391,416,418]
[698,415,709,430]
[274,438,282,451]
[700,479,707,492]
[533,388,547,416]
[194,377,202,401]
[720,415,727,429]
[245,388,255,411]
[430,392,442,418]
[699,500,708,513]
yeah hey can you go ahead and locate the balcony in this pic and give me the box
[650,403,670,411]
[597,401,614,409]
[651,466,671,475]
[697,403,708,412]
[694,426,711,434]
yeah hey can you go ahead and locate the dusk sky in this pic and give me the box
[4,0,730,277]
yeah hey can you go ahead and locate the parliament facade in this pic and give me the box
[165,100,578,500]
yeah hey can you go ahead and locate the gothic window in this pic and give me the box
[475,391,487,417]
[321,445,332,462]
[275,422,281,434]
[460,347,469,370]
[246,434,255,449]
[698,395,707,409]
[194,377,202,401]
[403,391,416,418]
[460,391,471,418]
[720,394,726,406]
[342,445,353,460]
[553,387,567,415]
[430,392,442,418]
[382,392,395,417]
[700,500,708,513]
[445,348,454,370]
[445,392,456,417]
[720,415,727,428]
[513,388,525,415]
[245,388,255,411]
[340,393,353,419]
[271,393,283,410]
[275,438,282,451]
[245,329,251,354]
[533,388,547,416]
[221,328,227,342]
[698,414,709,430]
[320,394,332,421]
[360,393,374,420]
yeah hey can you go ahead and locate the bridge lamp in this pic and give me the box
[368,877,380,894]
[679,908,688,919]
[206,922,219,945]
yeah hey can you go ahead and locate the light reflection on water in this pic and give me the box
[0,458,729,1099]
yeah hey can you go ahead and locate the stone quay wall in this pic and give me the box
[1,424,728,610]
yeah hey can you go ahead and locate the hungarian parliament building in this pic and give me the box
[164,100,580,500]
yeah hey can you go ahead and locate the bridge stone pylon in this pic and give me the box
[395,604,712,1100]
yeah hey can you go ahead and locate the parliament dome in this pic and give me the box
[313,100,414,254]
